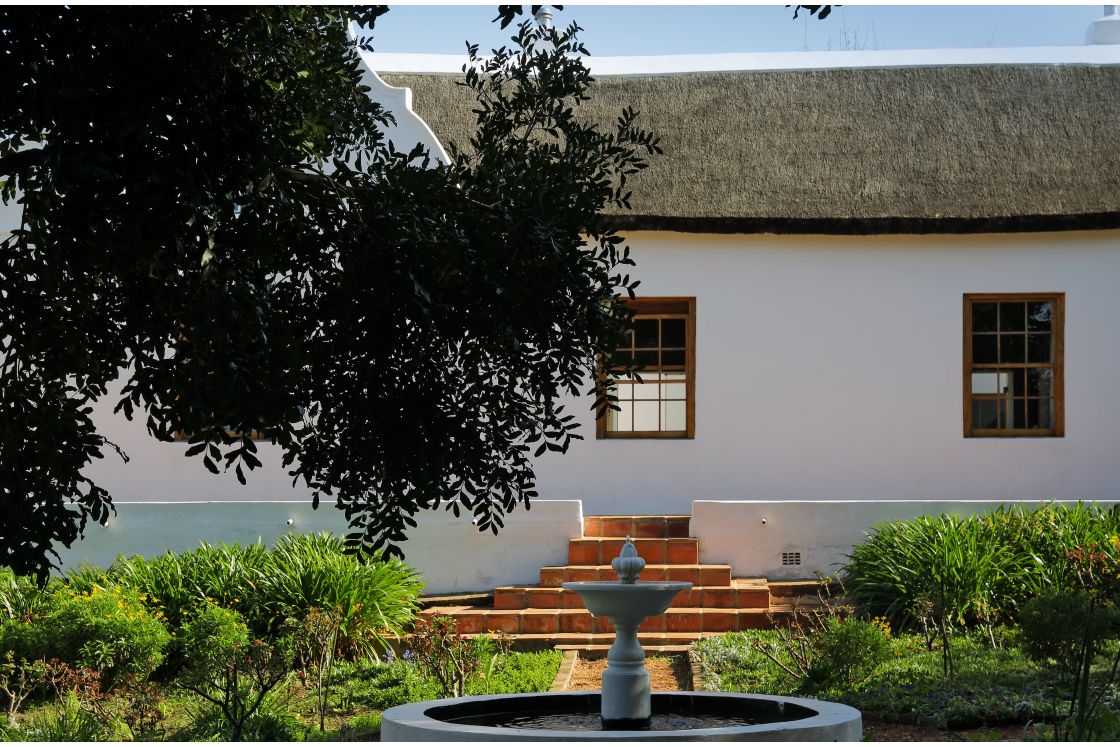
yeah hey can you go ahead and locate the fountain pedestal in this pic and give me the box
[601,618,651,727]
[562,537,691,729]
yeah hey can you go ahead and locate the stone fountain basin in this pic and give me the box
[380,691,863,741]
[562,581,692,619]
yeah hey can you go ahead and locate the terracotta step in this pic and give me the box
[493,584,769,611]
[583,515,691,539]
[490,631,722,649]
[567,537,699,565]
[419,591,493,609]
[555,644,693,657]
[768,579,829,597]
[539,563,732,587]
[421,606,777,635]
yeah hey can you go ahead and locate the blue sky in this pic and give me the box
[370,4,1105,55]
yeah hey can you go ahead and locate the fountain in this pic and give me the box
[381,538,861,741]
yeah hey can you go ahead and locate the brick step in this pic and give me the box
[488,632,723,649]
[568,537,699,566]
[422,606,782,635]
[555,644,693,657]
[493,584,770,611]
[768,579,829,597]
[583,515,691,539]
[540,564,732,587]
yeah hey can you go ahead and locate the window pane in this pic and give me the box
[1000,334,1025,364]
[1000,302,1026,332]
[972,399,999,429]
[612,381,632,401]
[609,400,633,432]
[1028,302,1053,331]
[661,349,685,368]
[634,319,659,349]
[973,335,998,364]
[1027,399,1053,429]
[633,400,659,431]
[1028,334,1051,364]
[1008,399,1026,429]
[634,349,658,369]
[661,400,686,431]
[633,382,659,400]
[660,372,686,381]
[1028,368,1052,397]
[972,302,998,332]
[662,318,685,348]
[971,370,1004,395]
[662,382,687,399]
[1009,369,1026,397]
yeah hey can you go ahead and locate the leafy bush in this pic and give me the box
[0,568,54,623]
[65,534,422,660]
[843,503,1120,634]
[1019,591,1120,679]
[177,603,295,741]
[256,534,423,659]
[84,543,268,631]
[1,583,170,690]
[805,616,891,690]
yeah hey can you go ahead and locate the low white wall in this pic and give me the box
[54,500,583,595]
[691,499,1120,580]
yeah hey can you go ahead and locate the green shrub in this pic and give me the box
[176,602,295,741]
[256,533,423,659]
[0,568,54,623]
[1019,591,1120,679]
[92,542,268,631]
[804,616,891,691]
[843,503,1120,634]
[1,583,170,690]
[68,534,423,661]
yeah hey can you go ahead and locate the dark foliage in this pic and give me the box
[0,7,659,578]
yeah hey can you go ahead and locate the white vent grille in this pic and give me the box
[781,551,801,566]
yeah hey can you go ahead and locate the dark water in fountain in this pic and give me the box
[452,710,763,731]
[430,693,815,732]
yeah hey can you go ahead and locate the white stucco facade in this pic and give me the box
[531,230,1120,514]
[10,45,1120,588]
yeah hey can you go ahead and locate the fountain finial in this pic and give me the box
[611,536,645,584]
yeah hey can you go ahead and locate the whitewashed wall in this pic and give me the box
[530,230,1120,513]
[53,500,582,595]
[691,499,1120,581]
[26,227,1120,587]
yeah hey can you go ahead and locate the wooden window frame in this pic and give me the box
[597,296,696,440]
[963,292,1065,438]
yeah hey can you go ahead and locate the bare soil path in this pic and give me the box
[567,655,690,691]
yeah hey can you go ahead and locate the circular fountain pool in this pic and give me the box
[380,691,862,741]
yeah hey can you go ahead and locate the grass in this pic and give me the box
[1,647,564,741]
[694,631,1059,728]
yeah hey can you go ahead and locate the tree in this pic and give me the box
[0,6,659,578]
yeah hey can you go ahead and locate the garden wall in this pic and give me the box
[691,499,1120,580]
[54,499,583,595]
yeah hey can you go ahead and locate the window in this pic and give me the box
[598,297,695,439]
[963,293,1064,437]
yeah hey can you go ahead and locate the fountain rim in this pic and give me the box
[380,690,863,741]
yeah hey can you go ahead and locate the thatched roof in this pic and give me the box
[383,65,1120,234]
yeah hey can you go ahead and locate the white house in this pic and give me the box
[16,14,1120,594]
